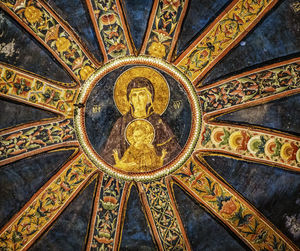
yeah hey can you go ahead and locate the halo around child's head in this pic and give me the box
[125,119,155,145]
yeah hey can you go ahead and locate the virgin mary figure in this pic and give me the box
[100,77,181,172]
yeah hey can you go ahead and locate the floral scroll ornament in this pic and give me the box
[0,0,298,249]
[199,63,300,113]
[146,0,186,59]
[176,0,276,82]
[89,175,126,250]
[1,0,96,83]
[174,160,295,250]
[92,0,129,59]
[0,65,78,117]
[0,119,76,162]
[141,180,188,250]
[0,154,96,250]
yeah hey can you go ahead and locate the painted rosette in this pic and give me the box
[228,131,243,150]
[296,148,300,163]
[280,143,295,161]
[247,135,262,155]
[211,127,225,146]
[264,138,278,158]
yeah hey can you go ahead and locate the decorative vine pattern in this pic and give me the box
[199,61,300,114]
[176,0,277,83]
[86,0,131,60]
[200,124,300,171]
[89,175,125,250]
[173,159,296,250]
[0,119,76,164]
[0,0,96,82]
[0,0,298,249]
[140,180,188,250]
[0,153,96,250]
[0,64,78,117]
[143,0,187,60]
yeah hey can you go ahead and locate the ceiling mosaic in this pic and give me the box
[0,0,299,250]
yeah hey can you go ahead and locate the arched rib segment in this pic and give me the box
[0,63,79,117]
[174,0,279,85]
[0,118,77,167]
[86,174,129,251]
[172,156,298,250]
[198,121,300,172]
[85,0,135,61]
[137,178,191,251]
[0,152,97,251]
[198,58,300,118]
[0,0,98,84]
[140,0,189,61]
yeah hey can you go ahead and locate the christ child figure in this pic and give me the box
[113,120,167,172]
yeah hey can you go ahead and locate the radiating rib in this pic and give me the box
[0,152,97,250]
[174,0,278,85]
[137,178,191,251]
[198,57,300,118]
[0,0,99,84]
[140,0,189,61]
[85,0,135,61]
[172,156,298,250]
[0,63,79,117]
[198,121,300,172]
[0,118,77,167]
[86,173,129,251]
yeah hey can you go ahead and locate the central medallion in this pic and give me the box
[74,56,201,181]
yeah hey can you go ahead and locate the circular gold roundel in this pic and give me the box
[114,67,170,115]
[74,56,201,182]
[125,119,155,145]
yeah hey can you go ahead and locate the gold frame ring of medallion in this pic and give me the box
[74,56,202,182]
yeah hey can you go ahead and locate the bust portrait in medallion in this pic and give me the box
[100,74,181,172]
[81,61,194,180]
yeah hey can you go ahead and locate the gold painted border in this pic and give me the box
[74,56,201,182]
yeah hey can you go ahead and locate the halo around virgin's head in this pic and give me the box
[113,66,170,115]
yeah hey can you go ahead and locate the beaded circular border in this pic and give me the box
[74,56,202,182]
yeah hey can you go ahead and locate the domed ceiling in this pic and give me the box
[0,0,299,250]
